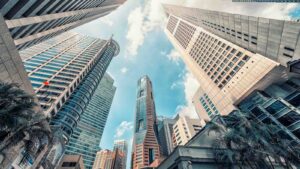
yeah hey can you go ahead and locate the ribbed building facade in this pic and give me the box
[0,0,125,94]
[157,117,175,156]
[163,4,300,69]
[163,4,297,120]
[238,78,300,145]
[64,73,116,169]
[131,76,160,169]
[1,0,126,50]
[113,140,128,169]
[20,32,119,119]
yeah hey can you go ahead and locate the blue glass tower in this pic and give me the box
[65,73,116,169]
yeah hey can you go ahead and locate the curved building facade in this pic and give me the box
[50,38,119,141]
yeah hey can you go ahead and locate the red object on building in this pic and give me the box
[43,81,50,86]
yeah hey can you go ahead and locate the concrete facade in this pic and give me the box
[58,155,85,169]
[172,115,202,146]
[0,15,34,94]
[131,76,161,169]
[164,4,300,67]
[1,0,126,50]
[164,5,299,120]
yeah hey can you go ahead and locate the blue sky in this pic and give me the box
[74,0,300,168]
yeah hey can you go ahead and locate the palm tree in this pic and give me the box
[207,111,300,169]
[0,82,52,166]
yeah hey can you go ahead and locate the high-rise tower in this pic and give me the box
[131,76,160,169]
[64,73,116,169]
[0,0,126,93]
[20,32,119,118]
[1,0,126,50]
[113,140,128,169]
[163,4,297,120]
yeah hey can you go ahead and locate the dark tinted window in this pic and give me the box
[277,111,300,127]
[266,101,286,115]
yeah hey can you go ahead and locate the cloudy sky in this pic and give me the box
[74,0,300,167]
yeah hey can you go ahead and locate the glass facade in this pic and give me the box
[238,78,300,145]
[64,73,116,169]
[132,76,160,169]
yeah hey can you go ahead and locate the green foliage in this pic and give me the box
[0,82,51,160]
[207,112,300,169]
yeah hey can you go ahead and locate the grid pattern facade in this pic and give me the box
[166,16,178,34]
[157,118,176,156]
[174,21,196,49]
[163,4,300,67]
[199,93,220,118]
[20,32,108,117]
[173,116,202,146]
[113,140,128,169]
[165,9,283,120]
[238,78,300,145]
[1,0,126,50]
[189,31,251,89]
[64,74,116,169]
[132,76,160,169]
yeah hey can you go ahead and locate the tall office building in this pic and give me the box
[64,73,116,169]
[20,32,119,118]
[163,4,296,120]
[113,140,128,169]
[238,78,300,145]
[131,76,161,169]
[164,5,300,68]
[93,149,124,169]
[2,0,126,50]
[157,117,176,156]
[93,150,113,169]
[172,115,202,146]
[0,0,126,93]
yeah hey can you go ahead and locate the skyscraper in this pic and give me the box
[93,150,113,169]
[20,32,119,118]
[64,73,116,169]
[1,0,126,50]
[156,117,176,156]
[172,115,203,146]
[163,4,295,120]
[0,0,126,93]
[131,76,161,169]
[163,5,300,69]
[113,140,128,169]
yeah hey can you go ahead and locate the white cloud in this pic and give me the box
[120,67,128,74]
[166,49,181,65]
[184,0,297,20]
[99,17,113,26]
[114,121,133,138]
[174,71,200,118]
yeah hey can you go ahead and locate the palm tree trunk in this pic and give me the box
[266,156,275,169]
[245,160,256,169]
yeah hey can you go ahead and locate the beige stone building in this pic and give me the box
[163,4,299,120]
[173,115,203,146]
[58,155,85,169]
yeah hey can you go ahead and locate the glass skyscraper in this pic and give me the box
[20,32,119,119]
[0,0,126,94]
[113,140,128,169]
[65,73,116,169]
[131,76,160,169]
